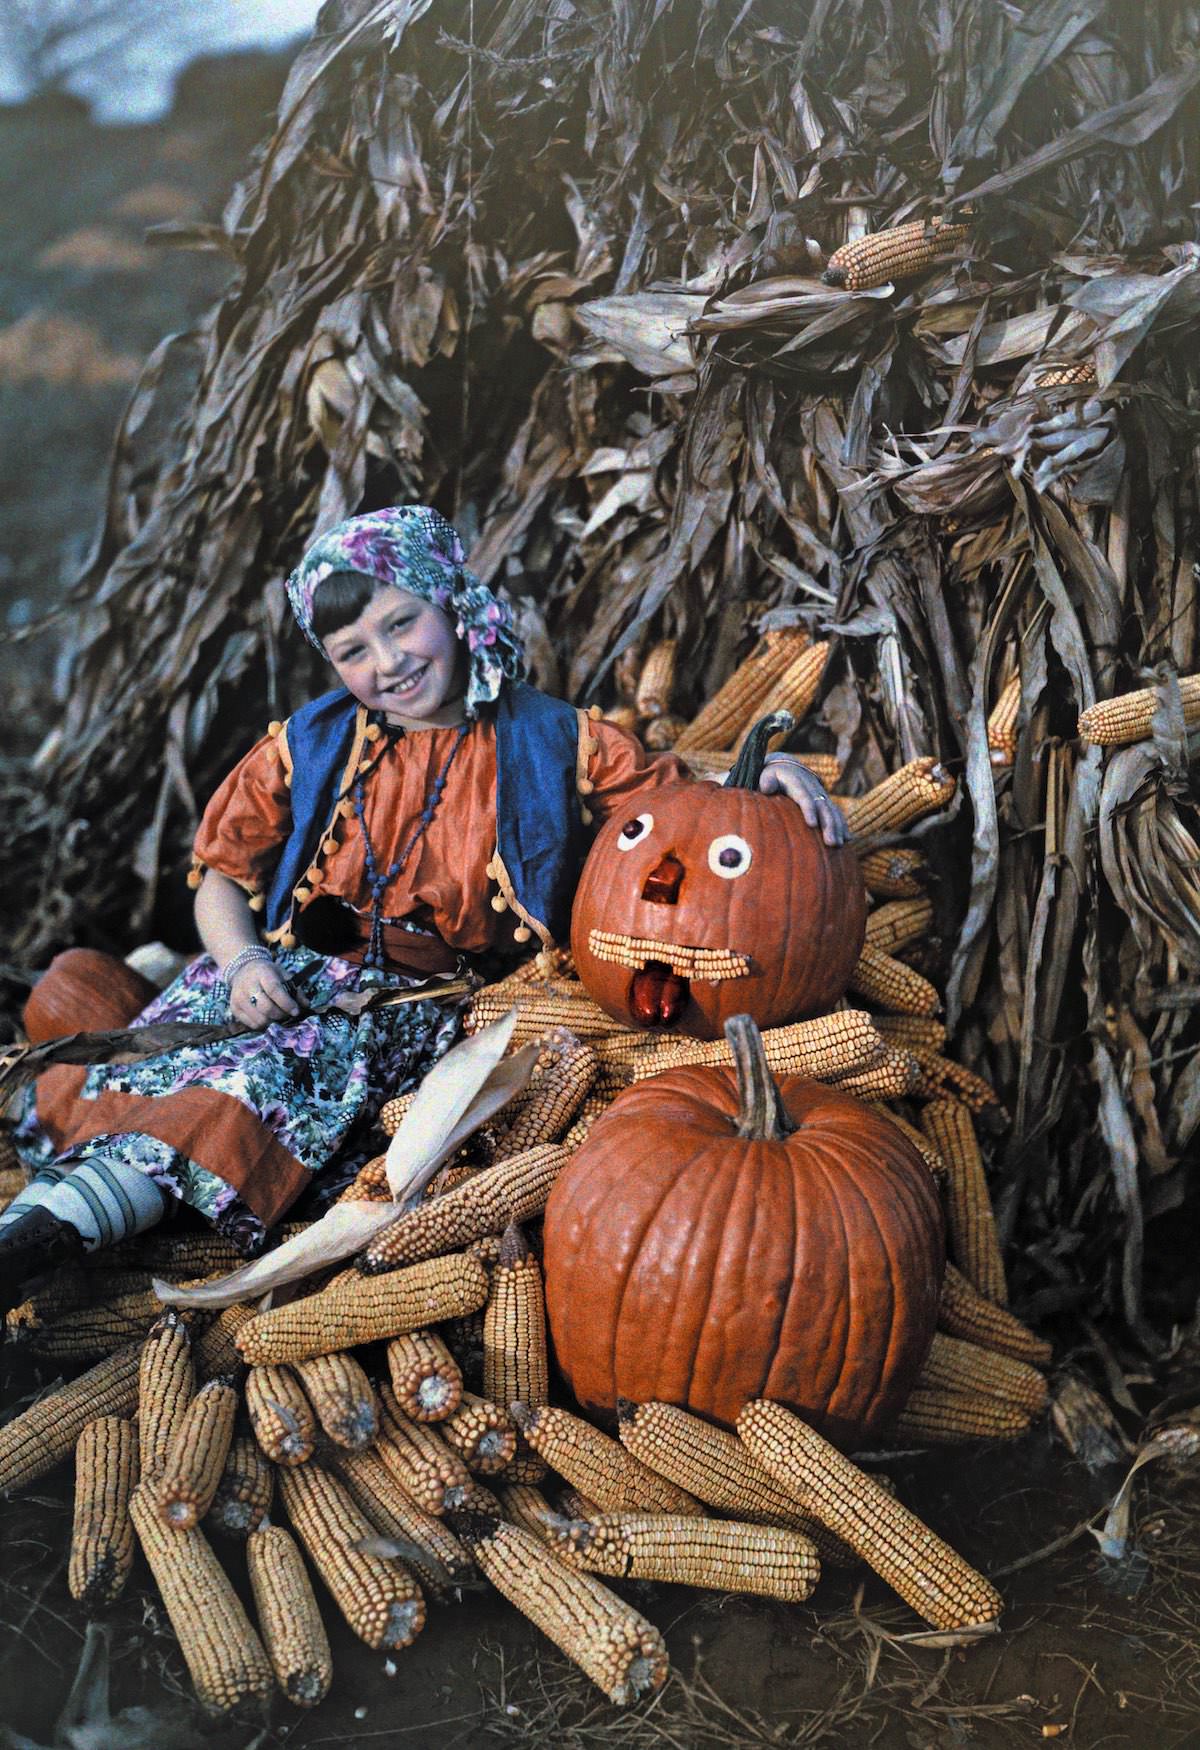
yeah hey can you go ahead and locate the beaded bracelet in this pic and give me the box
[221,944,273,986]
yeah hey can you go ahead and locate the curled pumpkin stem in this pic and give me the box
[723,712,795,791]
[725,1015,796,1141]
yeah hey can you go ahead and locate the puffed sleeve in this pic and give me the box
[189,731,292,899]
[584,718,698,824]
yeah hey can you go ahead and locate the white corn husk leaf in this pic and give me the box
[154,1011,536,1309]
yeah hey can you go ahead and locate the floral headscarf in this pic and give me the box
[285,505,525,714]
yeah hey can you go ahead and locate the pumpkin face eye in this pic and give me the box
[708,833,753,878]
[617,813,654,851]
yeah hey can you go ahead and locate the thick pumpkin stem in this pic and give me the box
[725,1015,796,1141]
[722,712,795,790]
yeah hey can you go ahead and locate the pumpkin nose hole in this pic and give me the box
[642,852,684,905]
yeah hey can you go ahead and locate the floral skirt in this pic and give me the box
[12,946,463,1255]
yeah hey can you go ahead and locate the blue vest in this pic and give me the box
[264,681,589,949]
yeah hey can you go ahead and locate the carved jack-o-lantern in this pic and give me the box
[570,716,866,1039]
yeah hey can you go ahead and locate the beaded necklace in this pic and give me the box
[352,720,470,973]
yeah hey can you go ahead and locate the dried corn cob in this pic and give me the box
[441,1393,517,1475]
[450,1477,503,1515]
[911,1052,1001,1113]
[615,1399,854,1563]
[278,1462,426,1649]
[138,1310,195,1478]
[939,1265,1051,1366]
[605,704,640,735]
[593,1009,885,1100]
[514,1404,703,1516]
[893,1388,1034,1444]
[483,1225,549,1425]
[831,1046,921,1098]
[864,1104,945,1177]
[864,897,934,954]
[194,1302,256,1380]
[7,1268,157,1334]
[98,1229,266,1276]
[849,944,941,1016]
[432,1163,478,1196]
[675,627,810,753]
[874,1015,946,1052]
[918,1332,1047,1414]
[376,1383,472,1513]
[493,1036,597,1158]
[358,1147,568,1276]
[206,1435,275,1538]
[920,1100,1006,1304]
[498,1481,557,1540]
[442,1307,486,1386]
[824,218,971,291]
[246,1524,332,1708]
[1078,674,1200,746]
[1028,359,1098,390]
[738,1401,1001,1630]
[988,672,1021,767]
[245,1364,317,1466]
[464,985,619,1042]
[337,1446,474,1599]
[68,1415,139,1609]
[794,751,842,788]
[21,1286,171,1361]
[842,759,956,838]
[643,713,689,750]
[558,1486,607,1520]
[380,1091,416,1137]
[388,1329,463,1422]
[293,1351,379,1452]
[154,1375,238,1530]
[451,1513,668,1705]
[553,1511,820,1601]
[238,1252,490,1363]
[0,1342,140,1494]
[336,1154,392,1203]
[733,643,830,752]
[635,639,678,718]
[129,1482,274,1716]
[858,846,928,898]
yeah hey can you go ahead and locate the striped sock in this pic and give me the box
[0,1164,70,1233]
[37,1159,169,1252]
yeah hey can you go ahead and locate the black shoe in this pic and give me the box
[0,1207,87,1312]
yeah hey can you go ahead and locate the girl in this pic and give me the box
[0,506,843,1300]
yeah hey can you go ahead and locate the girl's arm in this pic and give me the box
[758,754,848,846]
[194,871,299,1025]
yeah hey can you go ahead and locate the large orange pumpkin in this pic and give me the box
[23,949,157,1044]
[543,1015,944,1446]
[570,714,865,1039]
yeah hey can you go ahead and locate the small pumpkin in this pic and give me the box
[23,949,157,1044]
[543,1014,944,1445]
[570,713,866,1039]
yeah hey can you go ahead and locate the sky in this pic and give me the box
[0,0,325,122]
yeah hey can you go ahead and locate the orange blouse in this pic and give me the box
[192,713,694,954]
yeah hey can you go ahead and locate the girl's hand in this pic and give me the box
[758,754,849,846]
[228,960,301,1027]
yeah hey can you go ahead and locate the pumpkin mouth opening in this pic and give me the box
[629,960,690,1027]
[587,929,751,981]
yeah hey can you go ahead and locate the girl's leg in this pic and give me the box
[30,1154,170,1250]
[0,1147,170,1307]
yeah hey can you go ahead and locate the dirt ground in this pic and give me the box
[1,1368,1198,1750]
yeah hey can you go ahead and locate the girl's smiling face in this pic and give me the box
[324,585,468,725]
